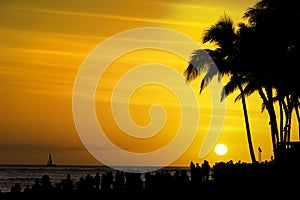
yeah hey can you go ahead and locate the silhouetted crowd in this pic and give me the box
[1,159,298,199]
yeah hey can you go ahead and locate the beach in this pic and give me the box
[0,160,298,199]
[0,164,190,193]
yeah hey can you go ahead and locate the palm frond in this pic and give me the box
[185,49,217,82]
[243,81,257,97]
[220,76,238,101]
[203,14,235,50]
[199,66,219,94]
[184,63,199,82]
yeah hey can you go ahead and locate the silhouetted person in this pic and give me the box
[40,174,53,193]
[144,172,154,192]
[101,171,114,191]
[194,163,202,185]
[190,161,196,184]
[202,160,210,183]
[61,173,74,193]
[106,171,114,190]
[94,172,101,191]
[76,177,88,193]
[31,178,41,193]
[113,170,125,191]
[84,173,94,192]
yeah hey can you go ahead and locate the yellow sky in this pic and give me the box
[2,0,294,167]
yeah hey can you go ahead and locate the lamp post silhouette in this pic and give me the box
[258,147,262,163]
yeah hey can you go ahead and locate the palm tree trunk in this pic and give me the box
[286,112,291,143]
[286,95,292,143]
[238,84,256,163]
[279,100,284,143]
[282,99,289,143]
[267,97,279,148]
[294,100,300,139]
[283,96,292,143]
[258,87,279,160]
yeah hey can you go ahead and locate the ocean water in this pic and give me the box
[0,165,190,193]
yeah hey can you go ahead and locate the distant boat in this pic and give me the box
[46,153,56,166]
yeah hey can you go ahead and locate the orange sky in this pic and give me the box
[2,0,296,167]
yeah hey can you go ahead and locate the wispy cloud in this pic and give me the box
[0,143,84,153]
[12,7,207,27]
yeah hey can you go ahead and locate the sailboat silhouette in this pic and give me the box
[46,153,56,166]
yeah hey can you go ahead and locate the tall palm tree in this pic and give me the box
[185,14,257,163]
[243,0,300,161]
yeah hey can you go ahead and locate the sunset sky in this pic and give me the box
[1,0,297,167]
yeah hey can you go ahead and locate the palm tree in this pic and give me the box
[185,14,257,163]
[242,0,300,161]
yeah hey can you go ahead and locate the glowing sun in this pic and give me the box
[214,143,228,156]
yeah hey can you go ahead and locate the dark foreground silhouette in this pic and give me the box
[1,159,299,199]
